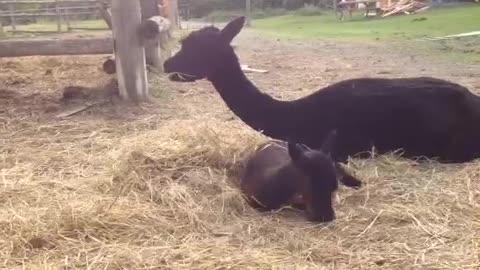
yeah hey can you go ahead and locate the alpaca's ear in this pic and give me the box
[288,141,307,163]
[220,16,245,44]
[320,129,338,155]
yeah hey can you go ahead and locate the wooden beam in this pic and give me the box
[0,37,112,57]
[245,0,251,26]
[111,0,148,102]
[98,1,112,29]
[67,27,109,31]
[0,0,98,4]
[168,0,180,29]
[0,11,98,18]
[7,29,60,33]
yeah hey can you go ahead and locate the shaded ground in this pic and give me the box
[1,26,480,269]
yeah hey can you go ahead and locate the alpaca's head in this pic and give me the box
[287,131,339,222]
[164,16,245,82]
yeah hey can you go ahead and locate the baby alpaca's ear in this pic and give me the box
[288,141,307,163]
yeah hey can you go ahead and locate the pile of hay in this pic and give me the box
[2,116,480,269]
[1,56,479,269]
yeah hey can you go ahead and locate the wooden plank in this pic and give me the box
[240,64,268,73]
[338,0,377,5]
[420,30,480,41]
[7,29,59,33]
[1,5,98,13]
[0,0,98,4]
[0,37,112,57]
[382,1,413,17]
[67,27,109,31]
[56,103,95,118]
[111,0,149,102]
[0,11,98,17]
[98,1,112,29]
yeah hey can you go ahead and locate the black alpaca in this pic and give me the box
[241,130,362,222]
[164,16,480,164]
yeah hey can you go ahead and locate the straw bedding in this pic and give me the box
[0,56,479,270]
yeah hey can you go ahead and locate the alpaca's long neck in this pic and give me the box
[208,53,294,140]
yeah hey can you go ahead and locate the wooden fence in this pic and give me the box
[0,0,108,34]
[0,0,178,103]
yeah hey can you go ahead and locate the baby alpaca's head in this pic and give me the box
[288,131,339,222]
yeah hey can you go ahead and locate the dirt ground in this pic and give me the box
[1,26,480,269]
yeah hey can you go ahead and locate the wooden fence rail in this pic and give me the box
[0,0,105,33]
[0,37,112,56]
[0,0,98,4]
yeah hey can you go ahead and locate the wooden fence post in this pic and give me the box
[245,0,251,27]
[111,0,149,102]
[168,0,180,29]
[64,4,71,31]
[9,0,16,32]
[55,0,61,32]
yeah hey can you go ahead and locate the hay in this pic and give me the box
[1,54,480,269]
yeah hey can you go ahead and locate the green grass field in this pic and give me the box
[253,4,480,62]
[253,4,480,41]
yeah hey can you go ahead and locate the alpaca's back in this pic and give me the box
[163,15,480,163]
[288,77,480,163]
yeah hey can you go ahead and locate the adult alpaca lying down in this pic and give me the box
[241,130,362,222]
[164,16,480,164]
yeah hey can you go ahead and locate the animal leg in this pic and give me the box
[442,131,479,163]
[289,193,306,210]
[335,163,362,188]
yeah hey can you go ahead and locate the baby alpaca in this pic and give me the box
[241,130,361,222]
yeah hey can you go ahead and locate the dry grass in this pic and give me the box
[1,49,480,269]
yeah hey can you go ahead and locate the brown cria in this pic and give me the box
[240,130,361,222]
[164,16,480,164]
